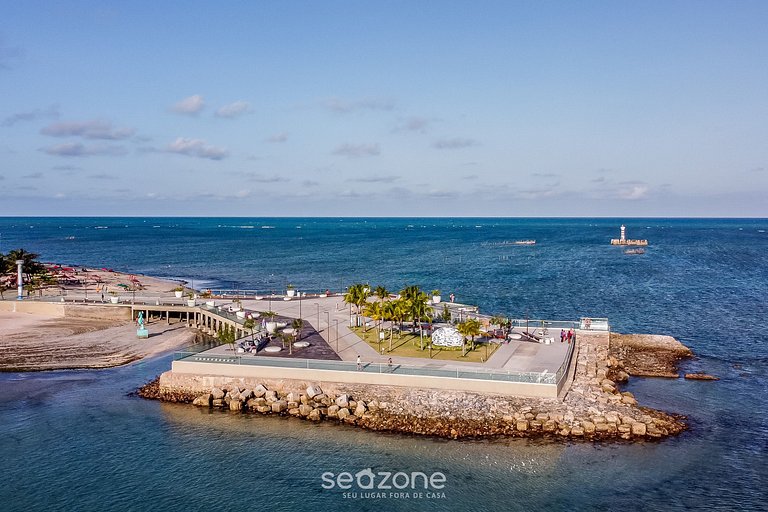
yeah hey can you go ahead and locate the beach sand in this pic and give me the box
[22,265,188,299]
[0,310,196,371]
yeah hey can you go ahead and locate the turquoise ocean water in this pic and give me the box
[0,217,766,511]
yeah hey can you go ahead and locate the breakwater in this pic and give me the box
[149,330,689,440]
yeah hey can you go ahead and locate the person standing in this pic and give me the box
[560,329,566,343]
[567,329,573,343]
[356,355,362,371]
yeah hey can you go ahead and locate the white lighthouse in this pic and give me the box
[610,224,648,246]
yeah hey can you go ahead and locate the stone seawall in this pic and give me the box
[151,330,688,441]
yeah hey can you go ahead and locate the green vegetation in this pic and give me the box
[351,326,499,363]
[217,323,237,351]
[0,249,50,299]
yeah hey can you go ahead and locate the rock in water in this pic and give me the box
[684,373,719,380]
[192,394,212,407]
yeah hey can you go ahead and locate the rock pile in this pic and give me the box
[150,329,691,441]
[188,383,372,426]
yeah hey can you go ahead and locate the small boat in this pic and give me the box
[624,248,645,255]
[514,240,536,245]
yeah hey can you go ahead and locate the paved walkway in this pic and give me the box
[42,291,572,375]
[235,295,571,375]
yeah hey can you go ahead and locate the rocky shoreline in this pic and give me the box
[143,330,700,441]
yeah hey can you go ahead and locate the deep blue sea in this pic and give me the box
[1,217,766,511]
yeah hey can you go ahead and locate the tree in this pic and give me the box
[6,249,45,282]
[243,317,256,342]
[383,299,405,352]
[363,301,385,352]
[218,323,237,352]
[409,293,433,350]
[457,318,482,357]
[344,283,369,327]
[374,285,389,304]
[441,304,451,323]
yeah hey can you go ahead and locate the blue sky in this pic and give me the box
[1,1,767,216]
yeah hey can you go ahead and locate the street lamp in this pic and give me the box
[335,319,339,352]
[314,303,319,333]
[325,311,330,334]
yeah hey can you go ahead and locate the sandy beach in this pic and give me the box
[0,267,196,371]
[0,309,196,371]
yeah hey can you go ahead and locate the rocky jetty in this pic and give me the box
[684,373,719,381]
[609,333,693,378]
[149,330,687,441]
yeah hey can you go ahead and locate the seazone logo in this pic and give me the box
[321,468,447,500]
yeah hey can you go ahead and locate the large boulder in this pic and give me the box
[631,423,647,436]
[229,400,242,411]
[308,409,321,422]
[271,400,287,413]
[299,404,314,417]
[336,394,349,408]
[337,407,350,420]
[193,393,212,407]
[354,403,367,417]
[253,384,267,398]
[306,385,323,398]
[265,390,278,402]
[211,388,225,400]
[327,405,340,418]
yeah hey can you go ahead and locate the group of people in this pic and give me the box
[560,329,574,343]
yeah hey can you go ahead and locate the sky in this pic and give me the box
[1,1,767,217]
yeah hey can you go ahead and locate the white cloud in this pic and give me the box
[323,97,395,113]
[2,105,59,127]
[266,132,289,143]
[170,94,205,115]
[166,137,227,160]
[42,143,128,157]
[433,137,478,150]
[350,175,400,183]
[616,183,650,200]
[242,173,288,183]
[41,119,134,140]
[393,116,430,133]
[215,101,250,118]
[332,143,381,158]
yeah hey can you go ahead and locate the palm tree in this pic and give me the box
[457,318,482,357]
[374,285,389,304]
[6,249,45,282]
[291,318,303,341]
[382,299,405,352]
[409,293,433,350]
[363,302,384,351]
[344,283,369,327]
[243,317,256,341]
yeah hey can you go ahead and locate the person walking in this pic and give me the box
[356,355,362,371]
[560,329,566,343]
[567,329,573,343]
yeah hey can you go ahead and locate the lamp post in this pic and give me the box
[325,311,330,335]
[335,319,339,352]
[314,303,320,333]
[16,259,23,300]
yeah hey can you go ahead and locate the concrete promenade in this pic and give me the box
[234,295,571,376]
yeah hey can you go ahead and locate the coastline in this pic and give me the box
[147,330,692,441]
[0,267,194,372]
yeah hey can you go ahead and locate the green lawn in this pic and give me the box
[351,327,499,363]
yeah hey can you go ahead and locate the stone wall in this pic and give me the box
[154,329,687,441]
